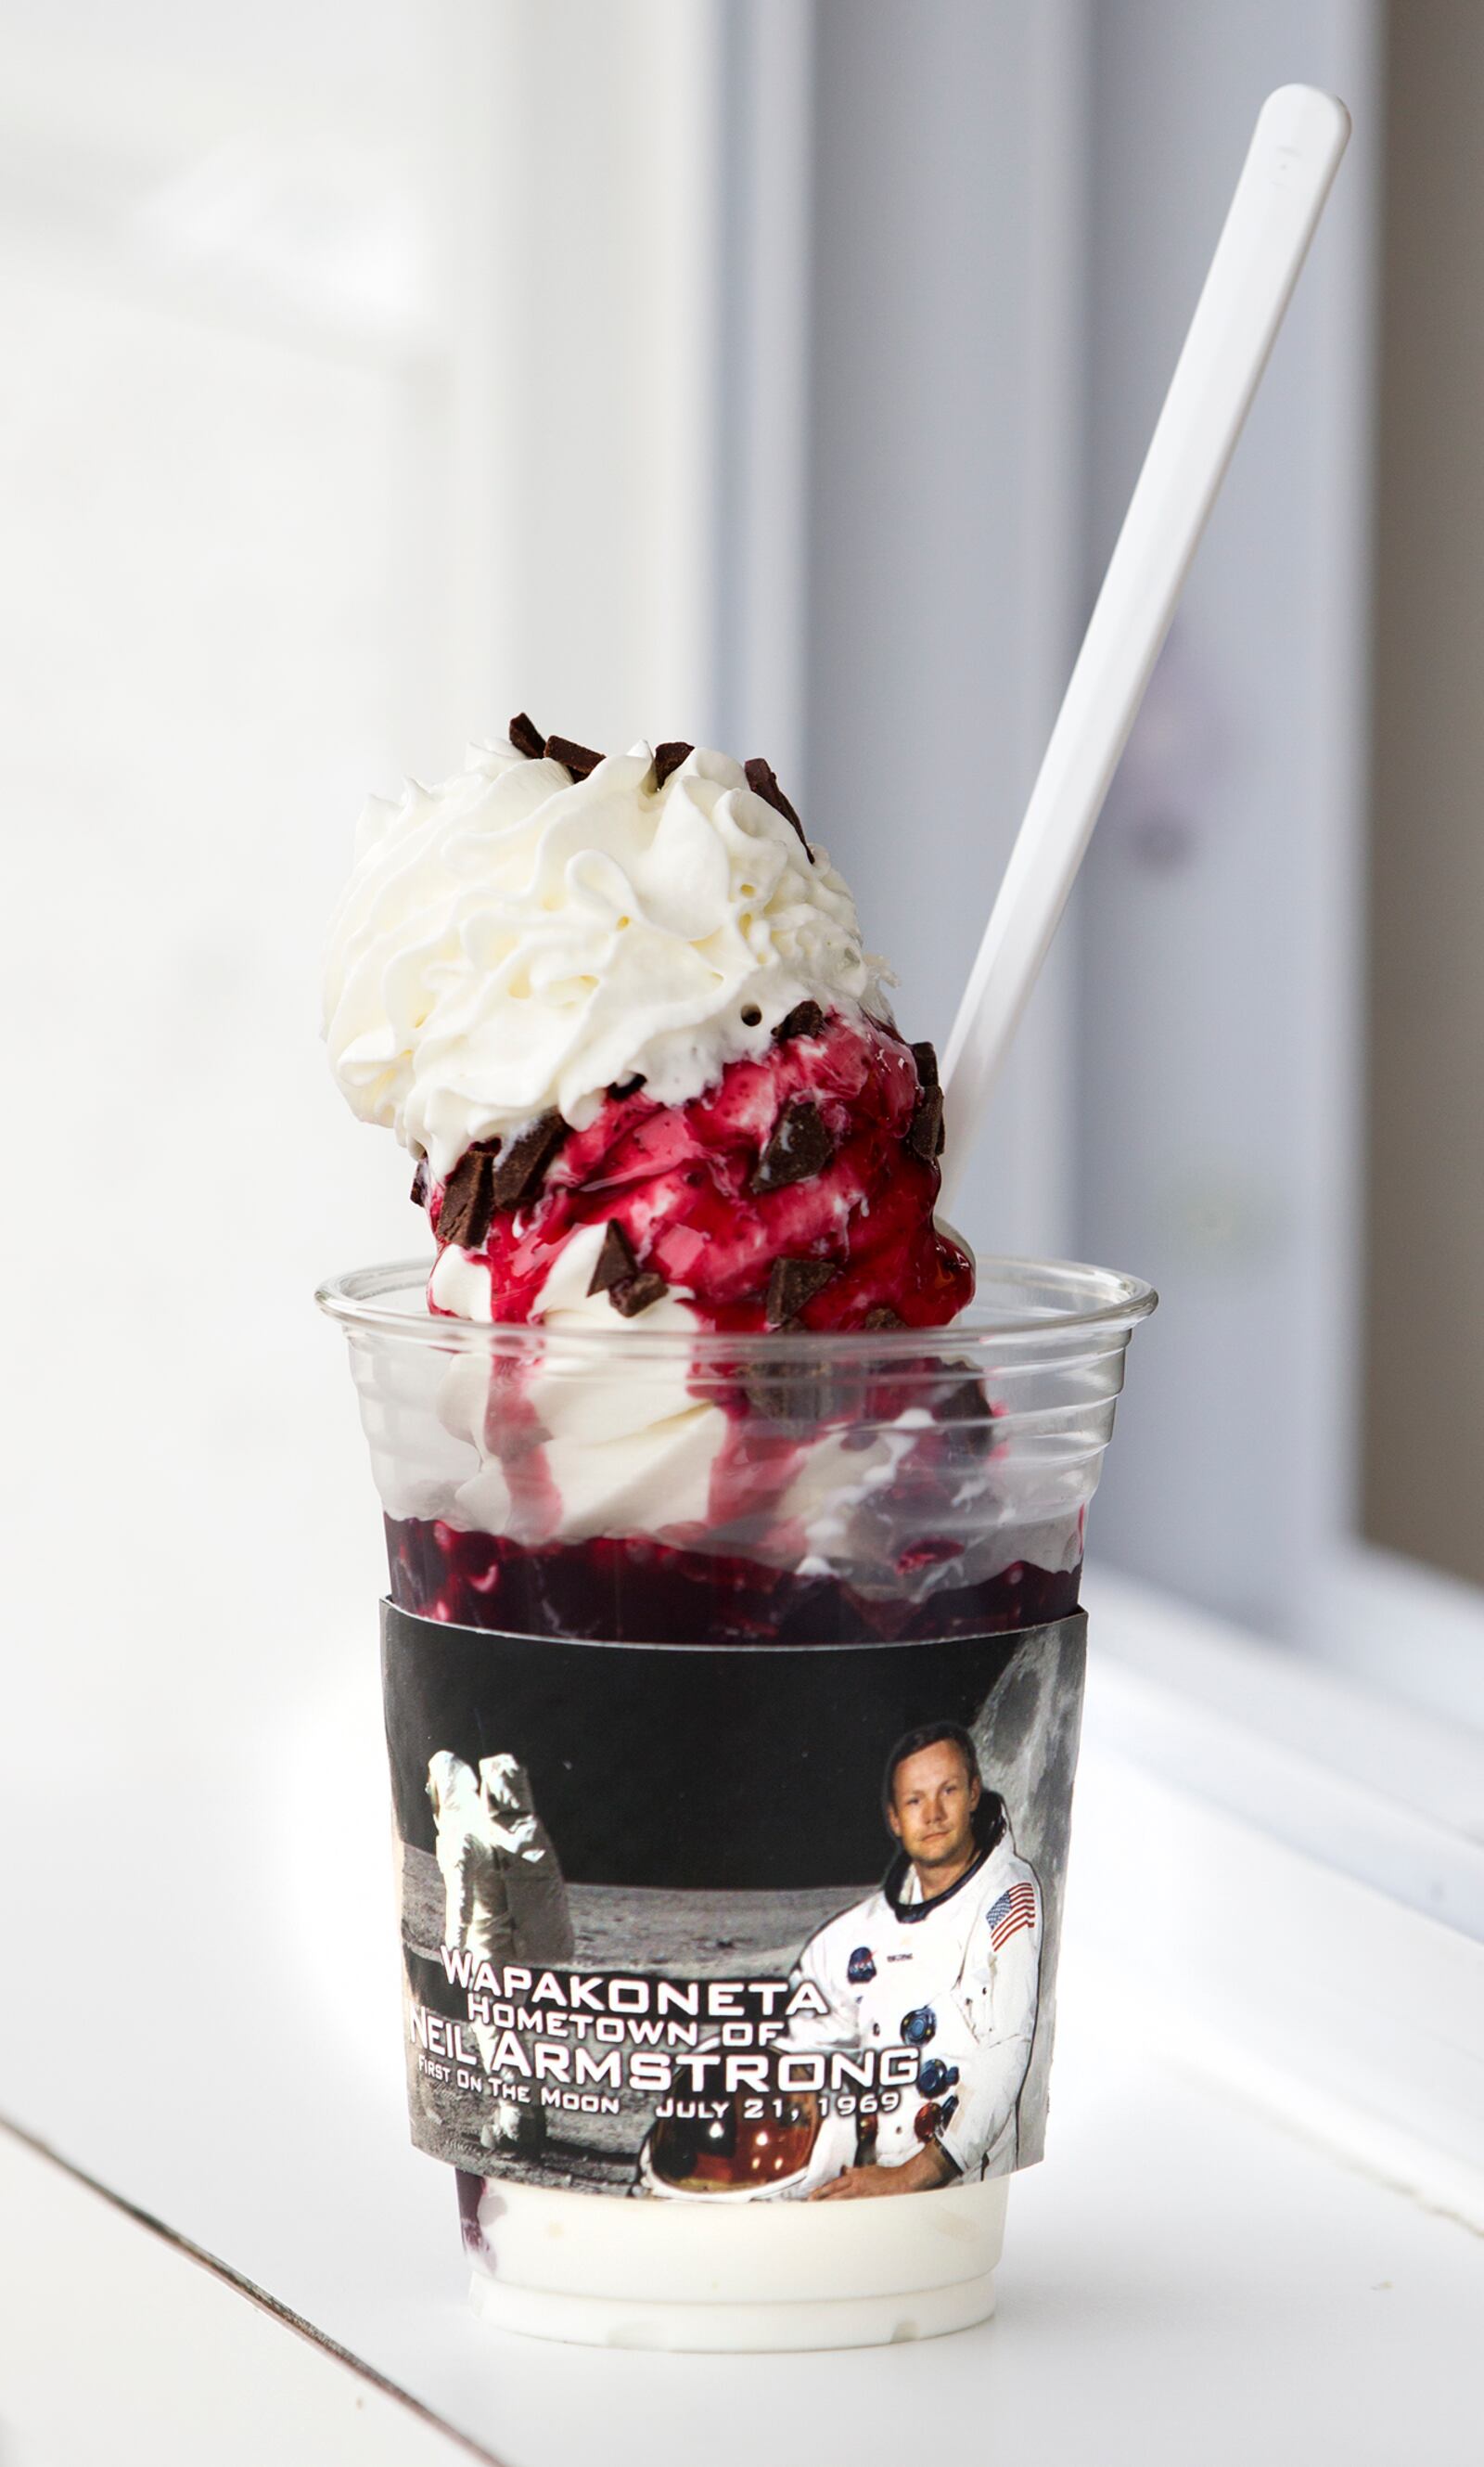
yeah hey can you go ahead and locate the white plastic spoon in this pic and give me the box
[938,84,1350,1204]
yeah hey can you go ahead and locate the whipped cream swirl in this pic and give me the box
[323,738,885,1179]
[437,1221,729,1544]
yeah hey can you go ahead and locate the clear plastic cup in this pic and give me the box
[318,1253,1153,2350]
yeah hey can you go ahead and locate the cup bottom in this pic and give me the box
[467,2268,997,2351]
[464,2173,1007,2352]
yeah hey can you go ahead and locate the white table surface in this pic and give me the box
[1,1625,1478,2466]
[0,2125,474,2467]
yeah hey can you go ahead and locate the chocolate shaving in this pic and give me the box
[774,999,825,1044]
[751,1099,834,1193]
[764,1256,838,1329]
[437,1142,501,1249]
[741,1005,762,1027]
[608,1073,646,1100]
[905,1085,945,1163]
[409,1158,429,1210]
[545,733,604,780]
[508,711,545,760]
[584,1217,668,1316]
[487,1111,567,1211]
[862,1305,904,1331]
[652,740,693,789]
[587,1220,638,1296]
[937,1371,994,1452]
[744,1359,832,1426]
[609,1268,668,1318]
[910,1039,939,1090]
[744,757,812,860]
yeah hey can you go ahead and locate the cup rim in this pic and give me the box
[314,1250,1158,1363]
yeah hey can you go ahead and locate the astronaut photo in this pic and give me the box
[638,1720,1043,2203]
[426,1748,574,2152]
[797,1721,1043,2199]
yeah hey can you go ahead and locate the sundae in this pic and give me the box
[318,713,1152,2346]
[324,721,1081,1639]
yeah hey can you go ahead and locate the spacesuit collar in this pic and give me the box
[883,1839,991,1924]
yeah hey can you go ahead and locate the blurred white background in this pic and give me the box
[2,10,1482,2449]
[1,0,1480,1858]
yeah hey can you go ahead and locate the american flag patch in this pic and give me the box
[988,1882,1037,1951]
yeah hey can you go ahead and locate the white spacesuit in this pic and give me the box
[427,1752,510,1970]
[477,1754,575,1967]
[426,1749,574,2151]
[788,1815,1043,2185]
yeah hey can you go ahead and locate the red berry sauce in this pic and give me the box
[385,1514,1079,1643]
[429,1011,973,1332]
[401,1010,1076,1640]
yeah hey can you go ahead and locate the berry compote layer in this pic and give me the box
[428,1009,973,1333]
[385,1518,1080,1644]
[407,1009,1069,1644]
